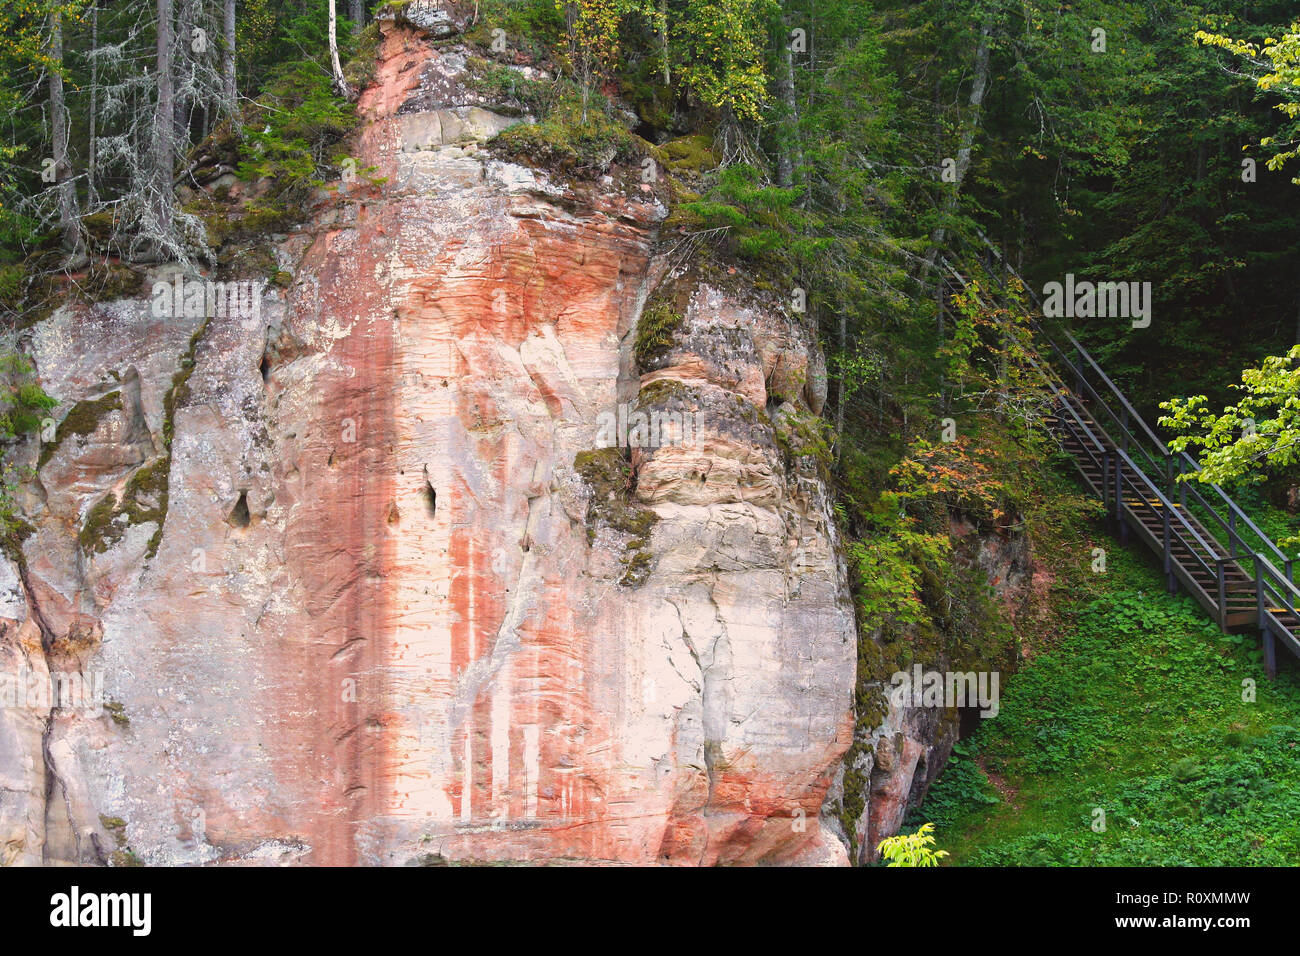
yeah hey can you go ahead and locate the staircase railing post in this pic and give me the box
[1256,561,1266,631]
[1101,450,1111,512]
[1216,557,1227,630]
[1114,455,1127,544]
[1162,507,1174,593]
[1113,453,1121,522]
[1229,511,1237,558]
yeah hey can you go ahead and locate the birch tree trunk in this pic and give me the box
[329,0,354,99]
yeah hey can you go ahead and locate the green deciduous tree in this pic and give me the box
[672,0,774,123]
[1161,345,1300,484]
[877,821,950,866]
[1197,20,1300,179]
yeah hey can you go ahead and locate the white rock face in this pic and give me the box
[0,19,857,866]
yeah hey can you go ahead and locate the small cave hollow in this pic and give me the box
[228,490,251,529]
[957,705,984,740]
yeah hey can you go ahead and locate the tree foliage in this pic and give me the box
[1161,345,1300,484]
[876,822,950,866]
[1197,20,1300,179]
[671,0,774,121]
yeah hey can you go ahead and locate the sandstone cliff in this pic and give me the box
[0,12,859,866]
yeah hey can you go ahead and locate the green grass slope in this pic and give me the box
[912,503,1300,866]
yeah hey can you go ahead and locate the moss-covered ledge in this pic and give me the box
[78,317,210,561]
[37,390,123,471]
[573,447,659,588]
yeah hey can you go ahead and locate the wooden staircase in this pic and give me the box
[1027,325,1300,677]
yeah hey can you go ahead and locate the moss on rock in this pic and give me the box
[633,296,685,371]
[773,406,835,478]
[103,699,130,727]
[573,447,659,587]
[574,448,657,538]
[79,492,120,554]
[636,377,693,408]
[652,134,719,177]
[38,390,123,471]
[489,89,646,177]
[77,319,208,560]
[80,263,146,303]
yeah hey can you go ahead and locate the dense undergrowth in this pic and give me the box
[908,486,1300,865]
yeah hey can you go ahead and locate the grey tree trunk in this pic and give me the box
[88,3,99,209]
[49,10,84,263]
[222,0,237,113]
[155,0,175,242]
[659,0,669,84]
[349,0,364,35]
[834,310,846,455]
[175,0,194,140]
[775,38,802,188]
[329,0,354,99]
[921,19,993,280]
